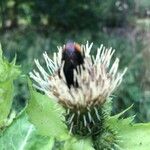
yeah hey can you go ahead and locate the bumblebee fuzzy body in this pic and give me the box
[62,42,84,87]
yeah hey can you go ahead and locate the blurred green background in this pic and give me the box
[0,0,150,122]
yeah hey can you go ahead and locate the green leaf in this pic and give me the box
[0,113,54,150]
[0,80,14,128]
[63,137,95,150]
[0,44,20,82]
[120,123,150,150]
[0,44,20,128]
[107,107,150,150]
[27,81,69,140]
[107,105,134,130]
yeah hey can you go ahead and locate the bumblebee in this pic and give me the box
[62,41,84,87]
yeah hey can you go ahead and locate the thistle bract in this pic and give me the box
[30,41,127,136]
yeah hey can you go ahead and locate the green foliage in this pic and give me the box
[135,0,150,17]
[108,107,150,150]
[63,138,94,150]
[0,44,20,128]
[0,44,20,82]
[0,113,54,150]
[96,0,135,27]
[120,123,150,150]
[0,80,14,128]
[27,80,69,140]
[0,0,135,30]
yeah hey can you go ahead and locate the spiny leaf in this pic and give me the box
[0,80,14,128]
[0,113,54,150]
[27,80,69,140]
[107,106,150,150]
[0,44,20,82]
[113,104,134,119]
[0,45,20,128]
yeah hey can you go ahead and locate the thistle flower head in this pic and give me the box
[30,41,127,111]
[30,41,127,135]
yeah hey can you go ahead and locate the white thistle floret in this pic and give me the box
[30,41,127,110]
